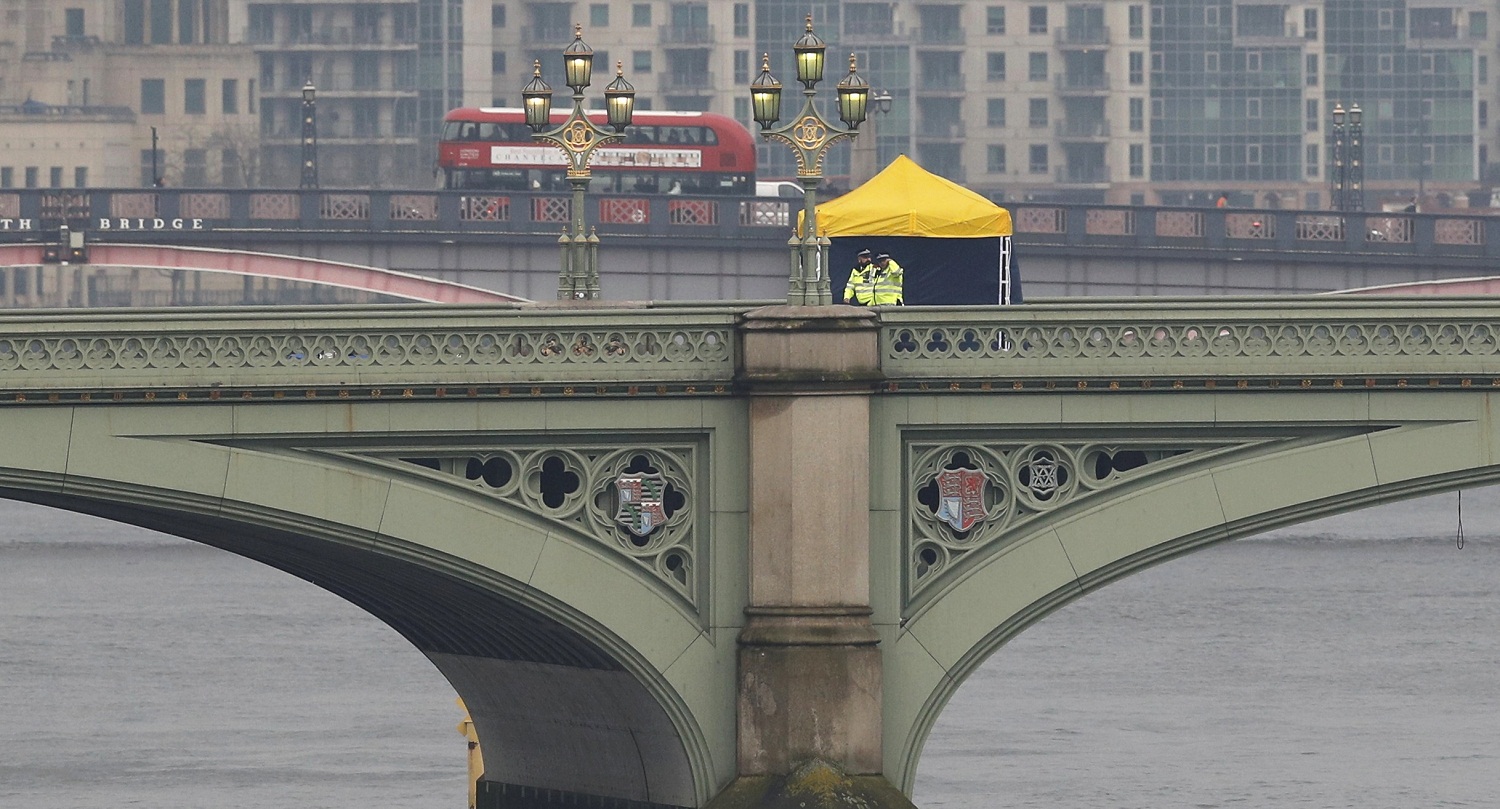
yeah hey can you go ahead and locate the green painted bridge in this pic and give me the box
[4,298,1500,807]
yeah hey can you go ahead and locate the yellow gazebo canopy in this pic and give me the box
[805,154,1013,238]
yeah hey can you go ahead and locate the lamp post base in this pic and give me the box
[705,761,919,809]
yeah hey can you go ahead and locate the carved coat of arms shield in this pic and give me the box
[615,472,668,537]
[934,467,987,532]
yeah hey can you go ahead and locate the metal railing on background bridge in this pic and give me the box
[2,189,1499,260]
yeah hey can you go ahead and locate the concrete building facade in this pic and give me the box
[2,0,1498,208]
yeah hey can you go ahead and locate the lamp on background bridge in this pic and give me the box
[749,15,869,306]
[521,24,636,301]
[850,88,894,190]
[1330,102,1363,212]
[300,79,318,189]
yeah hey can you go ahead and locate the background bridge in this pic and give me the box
[5,189,1500,301]
[5,298,1500,807]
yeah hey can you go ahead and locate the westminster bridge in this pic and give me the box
[5,188,1500,301]
[5,297,1500,807]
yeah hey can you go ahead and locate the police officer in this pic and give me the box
[843,249,875,305]
[871,254,904,305]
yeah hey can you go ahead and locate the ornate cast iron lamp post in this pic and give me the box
[521,24,636,301]
[749,16,869,305]
[300,79,318,189]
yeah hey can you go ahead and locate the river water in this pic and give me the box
[2,492,1498,808]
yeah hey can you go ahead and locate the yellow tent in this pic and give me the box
[813,155,1020,305]
[812,154,1013,238]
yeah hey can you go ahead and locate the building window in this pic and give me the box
[1378,144,1395,164]
[1028,97,1048,127]
[1304,8,1318,39]
[1128,51,1144,84]
[734,50,751,84]
[1128,98,1144,131]
[590,4,608,27]
[1028,52,1047,81]
[1306,144,1319,177]
[0,167,11,188]
[248,79,256,113]
[25,167,39,188]
[1204,52,1218,72]
[1151,98,1163,118]
[987,6,1005,34]
[987,145,1006,173]
[1481,55,1488,84]
[124,0,145,43]
[65,8,85,37]
[987,52,1006,81]
[491,52,506,74]
[1204,6,1220,26]
[1482,101,1489,128]
[1028,6,1047,34]
[182,149,206,185]
[50,167,63,188]
[1474,12,1489,39]
[222,79,238,114]
[491,4,505,27]
[141,78,165,114]
[177,0,198,44]
[1378,9,1394,29]
[1204,144,1220,163]
[1306,54,1318,86]
[1307,99,1319,131]
[1246,97,1261,118]
[1245,51,1261,72]
[733,96,749,121]
[1128,5,1144,38]
[1379,54,1394,74]
[1246,144,1261,165]
[632,4,651,26]
[987,98,1006,126]
[149,0,171,44]
[184,78,205,114]
[634,51,652,73]
[1028,144,1048,173]
[1205,98,1220,119]
[1129,144,1144,177]
[734,4,750,37]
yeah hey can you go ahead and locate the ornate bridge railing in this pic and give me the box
[3,189,1499,263]
[0,304,743,398]
[882,298,1500,386]
[7,299,1500,401]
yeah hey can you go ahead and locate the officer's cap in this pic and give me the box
[857,249,872,258]
[875,253,891,262]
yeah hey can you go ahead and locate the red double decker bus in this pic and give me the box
[438,108,756,195]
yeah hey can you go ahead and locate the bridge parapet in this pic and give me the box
[883,298,1500,384]
[0,303,744,394]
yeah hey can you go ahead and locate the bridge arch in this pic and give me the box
[0,403,720,807]
[888,399,1500,792]
[0,243,524,305]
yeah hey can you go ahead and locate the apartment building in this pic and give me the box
[3,0,1497,207]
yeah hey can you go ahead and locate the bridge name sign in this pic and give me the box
[0,219,34,231]
[96,218,209,231]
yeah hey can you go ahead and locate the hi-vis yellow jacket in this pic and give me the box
[844,258,904,305]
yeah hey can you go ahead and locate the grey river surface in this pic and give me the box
[2,492,1498,808]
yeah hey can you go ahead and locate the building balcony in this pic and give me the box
[658,71,715,91]
[0,104,135,123]
[245,28,417,49]
[1055,71,1110,94]
[659,24,714,46]
[843,23,909,42]
[1055,26,1110,46]
[520,25,574,45]
[913,27,965,46]
[1057,119,1111,139]
[1232,24,1304,46]
[915,121,965,140]
[1056,165,1111,185]
[916,73,966,94]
